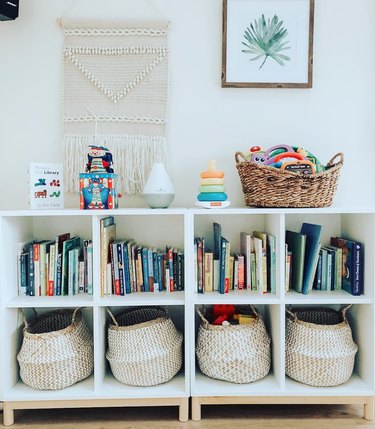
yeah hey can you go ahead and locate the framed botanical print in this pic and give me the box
[222,0,314,88]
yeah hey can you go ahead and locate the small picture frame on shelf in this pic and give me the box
[222,0,315,88]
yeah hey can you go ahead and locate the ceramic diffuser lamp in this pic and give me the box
[143,163,175,208]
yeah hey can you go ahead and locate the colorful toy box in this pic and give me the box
[79,173,119,210]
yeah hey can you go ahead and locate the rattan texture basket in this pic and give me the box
[106,307,183,386]
[17,308,94,390]
[235,152,344,208]
[285,305,358,387]
[196,305,271,384]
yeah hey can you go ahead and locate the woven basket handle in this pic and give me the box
[327,152,344,167]
[106,308,119,327]
[235,152,248,163]
[249,304,260,317]
[340,304,352,320]
[285,307,297,321]
[19,308,38,329]
[196,306,210,328]
[71,307,82,325]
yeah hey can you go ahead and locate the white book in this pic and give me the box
[28,163,64,210]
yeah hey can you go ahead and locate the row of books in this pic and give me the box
[17,234,93,296]
[100,217,184,297]
[194,222,276,294]
[285,223,364,295]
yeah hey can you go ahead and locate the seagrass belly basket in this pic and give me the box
[106,306,183,386]
[17,308,94,390]
[235,152,344,208]
[285,305,358,387]
[196,305,271,384]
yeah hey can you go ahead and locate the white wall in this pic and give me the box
[0,0,374,209]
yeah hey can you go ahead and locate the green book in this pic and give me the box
[285,230,306,293]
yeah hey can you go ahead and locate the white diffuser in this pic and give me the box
[143,163,175,208]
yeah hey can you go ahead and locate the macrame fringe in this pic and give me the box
[64,134,167,195]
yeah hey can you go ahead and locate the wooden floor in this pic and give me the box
[1,404,375,428]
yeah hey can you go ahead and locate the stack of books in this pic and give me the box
[100,217,184,297]
[285,222,364,296]
[194,222,276,294]
[17,234,93,297]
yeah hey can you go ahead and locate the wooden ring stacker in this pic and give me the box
[200,170,224,179]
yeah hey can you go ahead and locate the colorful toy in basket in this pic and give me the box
[195,160,230,208]
[248,145,325,174]
[80,145,119,210]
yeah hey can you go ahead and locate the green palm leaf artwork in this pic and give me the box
[241,14,291,69]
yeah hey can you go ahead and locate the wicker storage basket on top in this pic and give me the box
[285,305,358,387]
[235,152,344,208]
[106,307,183,386]
[17,308,94,390]
[196,305,271,384]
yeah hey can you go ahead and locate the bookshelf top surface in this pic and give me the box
[1,206,375,217]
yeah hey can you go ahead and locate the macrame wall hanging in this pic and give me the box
[61,18,169,195]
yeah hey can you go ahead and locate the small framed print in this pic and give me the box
[222,0,314,88]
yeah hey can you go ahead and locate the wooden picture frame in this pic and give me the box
[222,0,315,88]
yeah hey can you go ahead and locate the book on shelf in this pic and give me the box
[326,245,343,290]
[28,162,64,210]
[285,244,292,292]
[236,253,245,290]
[100,217,116,297]
[62,236,81,296]
[253,235,266,294]
[219,236,229,294]
[204,250,214,292]
[330,236,364,295]
[240,231,253,290]
[300,223,322,295]
[54,232,70,296]
[285,230,306,293]
[213,222,221,292]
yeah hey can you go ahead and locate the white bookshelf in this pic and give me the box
[0,209,190,426]
[0,207,374,425]
[189,207,375,421]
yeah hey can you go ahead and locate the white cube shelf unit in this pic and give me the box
[1,207,374,425]
[0,209,190,426]
[189,207,375,421]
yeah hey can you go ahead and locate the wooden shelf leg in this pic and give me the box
[3,402,14,426]
[364,398,374,421]
[179,398,189,422]
[191,397,201,421]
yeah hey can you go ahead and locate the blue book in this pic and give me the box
[122,241,131,294]
[141,247,150,292]
[219,237,228,294]
[117,241,125,296]
[301,223,322,295]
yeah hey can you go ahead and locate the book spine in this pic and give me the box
[78,260,85,294]
[86,242,93,295]
[19,253,29,296]
[204,251,213,292]
[152,250,159,292]
[237,254,245,290]
[33,243,41,296]
[148,248,154,292]
[123,242,131,294]
[27,243,35,296]
[117,242,125,296]
[141,247,150,292]
[48,243,56,296]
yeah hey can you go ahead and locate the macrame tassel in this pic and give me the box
[64,134,167,195]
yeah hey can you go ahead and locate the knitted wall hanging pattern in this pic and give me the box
[61,19,169,195]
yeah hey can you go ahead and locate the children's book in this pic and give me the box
[300,223,322,295]
[29,163,64,209]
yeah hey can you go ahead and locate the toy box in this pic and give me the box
[79,173,118,210]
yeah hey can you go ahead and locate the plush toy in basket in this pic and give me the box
[196,305,271,384]
[17,308,94,390]
[106,306,183,387]
[285,305,358,387]
[235,145,344,208]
